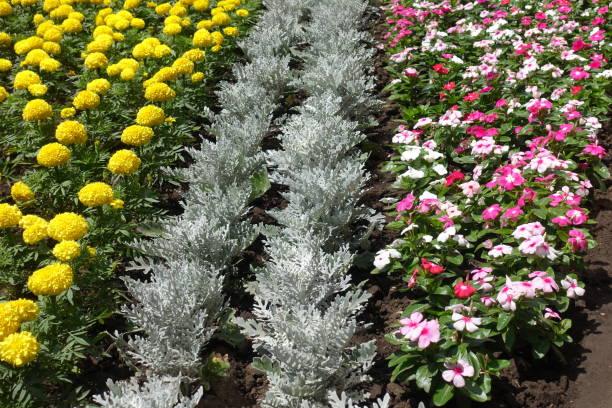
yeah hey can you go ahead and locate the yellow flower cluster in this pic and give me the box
[55,120,88,144]
[77,182,114,206]
[108,150,141,175]
[0,331,39,367]
[27,263,73,295]
[10,182,34,202]
[37,142,71,167]
[0,203,22,228]
[47,212,88,241]
[0,300,40,367]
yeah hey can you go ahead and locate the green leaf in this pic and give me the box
[433,383,455,406]
[464,379,489,402]
[402,302,430,317]
[249,167,271,200]
[594,163,610,179]
[496,312,513,331]
[447,252,463,265]
[532,340,550,359]
[487,358,510,373]
[416,363,437,393]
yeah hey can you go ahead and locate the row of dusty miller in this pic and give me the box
[234,0,390,407]
[90,1,310,406]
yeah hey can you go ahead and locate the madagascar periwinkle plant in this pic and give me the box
[375,0,610,405]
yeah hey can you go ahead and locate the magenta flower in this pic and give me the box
[501,206,524,222]
[482,204,502,220]
[544,308,561,320]
[396,193,415,212]
[481,297,496,307]
[442,360,474,388]
[582,144,606,158]
[566,208,588,225]
[569,67,590,80]
[568,229,587,252]
[552,216,571,226]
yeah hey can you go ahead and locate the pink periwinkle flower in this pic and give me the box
[415,319,441,349]
[566,208,588,225]
[544,308,561,320]
[569,67,590,80]
[512,222,546,239]
[519,235,559,260]
[452,313,481,332]
[583,144,607,158]
[488,244,513,258]
[396,193,416,212]
[482,204,502,220]
[442,360,474,388]
[481,297,496,307]
[501,206,524,222]
[568,229,587,252]
[561,277,585,298]
[399,312,424,340]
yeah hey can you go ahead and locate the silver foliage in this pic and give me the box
[92,376,202,408]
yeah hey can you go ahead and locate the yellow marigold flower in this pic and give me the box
[169,3,186,15]
[163,23,182,35]
[55,120,87,144]
[33,13,45,25]
[23,99,52,121]
[110,198,124,209]
[192,0,208,11]
[61,18,82,33]
[181,17,191,27]
[144,82,175,102]
[22,222,48,244]
[78,182,114,206]
[0,32,10,47]
[117,57,139,71]
[136,105,165,126]
[37,143,71,167]
[120,68,135,80]
[236,8,248,17]
[0,86,8,103]
[73,90,100,110]
[172,57,194,75]
[0,331,39,367]
[68,11,85,22]
[42,42,61,55]
[193,28,212,47]
[114,18,130,31]
[152,66,176,82]
[211,31,224,45]
[211,12,230,26]
[223,26,238,37]
[108,149,141,175]
[19,214,45,229]
[93,25,113,38]
[48,212,87,241]
[146,1,155,6]
[0,304,19,342]
[28,263,73,296]
[86,78,111,94]
[14,70,41,90]
[87,246,96,257]
[0,204,22,228]
[35,21,54,37]
[0,58,12,71]
[191,71,204,82]
[84,52,108,69]
[123,0,139,8]
[43,27,62,42]
[182,48,205,62]
[154,2,170,14]
[121,125,153,146]
[211,44,222,52]
[164,15,181,24]
[52,240,81,261]
[165,116,176,123]
[106,64,121,76]
[196,19,213,30]
[39,57,61,72]
[8,299,38,322]
[22,49,49,67]
[13,36,44,55]
[11,182,34,202]
[0,2,12,17]
[130,17,145,28]
[60,107,76,118]
[153,44,171,58]
[27,84,48,97]
[132,43,154,59]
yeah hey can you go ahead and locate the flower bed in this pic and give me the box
[0,0,256,405]
[375,0,610,405]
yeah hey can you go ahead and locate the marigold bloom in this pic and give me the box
[110,198,124,209]
[172,57,194,74]
[23,49,50,66]
[136,105,165,126]
[120,68,136,80]
[78,182,114,206]
[37,142,71,167]
[19,214,46,229]
[108,150,141,175]
[39,57,61,72]
[27,84,48,97]
[236,8,248,17]
[0,86,8,103]
[23,222,49,244]
[0,331,39,367]
[86,78,111,95]
[28,263,73,295]
[0,58,12,71]
[13,70,41,90]
[8,299,38,322]
[23,99,52,121]
[223,26,238,37]
[11,182,34,202]
[182,48,205,62]
[144,82,175,102]
[55,121,87,144]
[47,212,88,241]
[193,28,213,47]
[163,23,182,35]
[0,203,22,228]
[84,52,108,69]
[0,304,19,342]
[60,107,76,118]
[121,125,153,146]
[191,72,205,82]
[73,90,100,110]
[52,240,81,261]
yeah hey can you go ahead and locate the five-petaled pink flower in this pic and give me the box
[442,360,474,388]
[452,313,481,332]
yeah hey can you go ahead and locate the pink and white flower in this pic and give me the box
[442,360,475,388]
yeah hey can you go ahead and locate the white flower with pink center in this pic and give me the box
[561,277,585,299]
[451,313,481,332]
[442,360,475,388]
